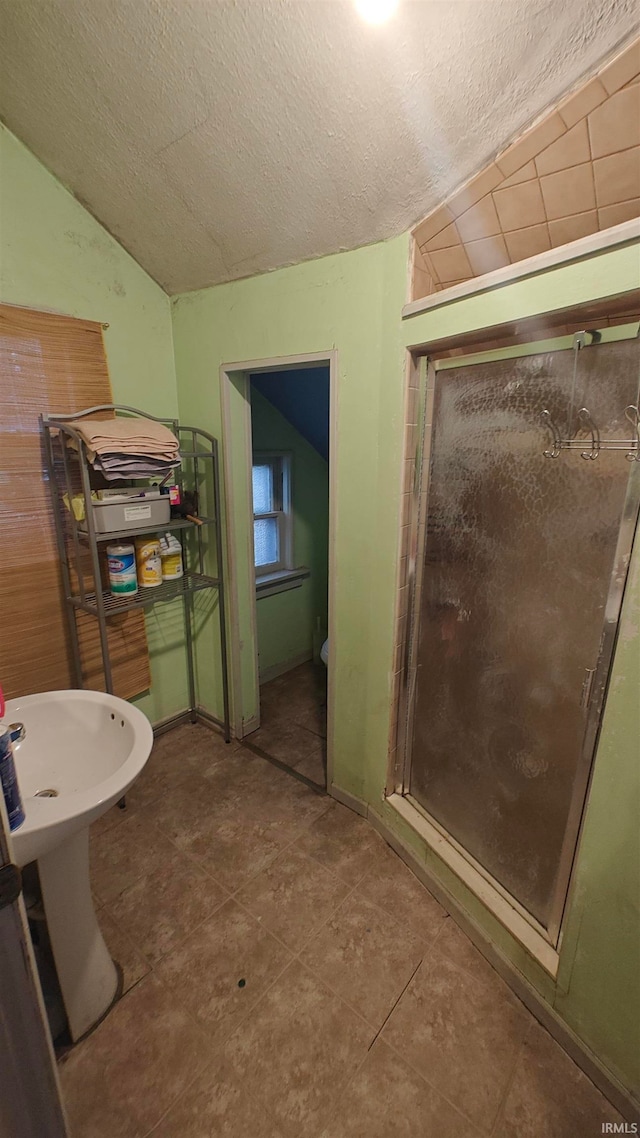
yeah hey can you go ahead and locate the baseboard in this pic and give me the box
[329,783,368,818]
[331,783,640,1124]
[258,650,312,685]
[153,709,237,742]
[368,808,640,1124]
[152,710,192,736]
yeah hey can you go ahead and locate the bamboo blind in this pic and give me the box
[0,303,150,700]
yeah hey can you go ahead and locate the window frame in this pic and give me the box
[252,452,293,577]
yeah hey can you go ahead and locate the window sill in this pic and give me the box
[255,567,310,599]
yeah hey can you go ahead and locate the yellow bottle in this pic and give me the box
[135,536,162,588]
[159,533,184,580]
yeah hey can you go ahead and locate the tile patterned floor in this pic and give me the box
[246,662,328,789]
[58,664,624,1136]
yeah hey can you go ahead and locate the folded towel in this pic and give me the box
[93,453,181,481]
[68,417,179,452]
[62,417,182,482]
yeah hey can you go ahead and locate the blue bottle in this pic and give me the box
[0,726,25,832]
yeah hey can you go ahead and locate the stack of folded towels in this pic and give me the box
[66,417,181,481]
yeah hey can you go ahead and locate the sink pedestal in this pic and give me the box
[38,827,118,1041]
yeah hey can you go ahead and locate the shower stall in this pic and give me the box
[400,327,640,945]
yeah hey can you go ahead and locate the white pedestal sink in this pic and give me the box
[4,690,153,1041]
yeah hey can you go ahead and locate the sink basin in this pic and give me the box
[5,689,153,867]
[3,689,153,1041]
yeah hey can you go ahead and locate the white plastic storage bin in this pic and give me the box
[80,495,171,535]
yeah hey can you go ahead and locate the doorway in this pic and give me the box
[220,351,337,791]
[401,327,640,946]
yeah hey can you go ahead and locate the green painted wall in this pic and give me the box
[0,125,186,724]
[555,530,640,1093]
[171,237,406,753]
[250,388,328,679]
[172,236,640,1101]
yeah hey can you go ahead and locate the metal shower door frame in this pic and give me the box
[398,328,640,947]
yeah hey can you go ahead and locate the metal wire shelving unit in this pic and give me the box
[40,404,231,742]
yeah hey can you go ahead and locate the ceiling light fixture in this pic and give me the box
[354,0,399,25]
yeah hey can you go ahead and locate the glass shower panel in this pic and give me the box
[408,337,639,930]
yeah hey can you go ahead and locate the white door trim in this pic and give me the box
[219,350,337,786]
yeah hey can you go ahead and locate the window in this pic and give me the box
[252,453,292,575]
[0,303,150,700]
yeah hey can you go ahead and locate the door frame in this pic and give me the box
[219,350,337,785]
[391,323,640,968]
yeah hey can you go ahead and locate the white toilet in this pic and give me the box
[320,638,329,666]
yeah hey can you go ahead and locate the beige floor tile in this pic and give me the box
[294,747,327,787]
[65,700,622,1136]
[222,753,331,832]
[301,891,425,1028]
[198,743,328,829]
[320,1038,480,1138]
[59,973,210,1138]
[142,770,233,845]
[237,847,350,950]
[432,916,502,986]
[296,801,388,885]
[270,769,330,825]
[122,723,234,810]
[266,677,323,714]
[494,1021,624,1137]
[197,742,261,793]
[97,907,151,994]
[149,1055,285,1137]
[192,815,299,890]
[122,746,200,813]
[155,897,292,1043]
[225,959,374,1138]
[179,721,240,766]
[106,848,227,963]
[248,720,324,768]
[145,755,323,889]
[91,800,130,837]
[90,813,178,904]
[249,663,327,769]
[382,948,530,1130]
[290,698,327,737]
[260,663,326,719]
[358,845,447,944]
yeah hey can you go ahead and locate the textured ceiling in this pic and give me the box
[0,0,638,294]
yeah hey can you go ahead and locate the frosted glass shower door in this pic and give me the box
[407,335,640,934]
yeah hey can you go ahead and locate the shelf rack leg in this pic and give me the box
[41,420,84,689]
[78,449,114,694]
[183,591,198,724]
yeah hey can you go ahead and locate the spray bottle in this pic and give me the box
[0,685,25,832]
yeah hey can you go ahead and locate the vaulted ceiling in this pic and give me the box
[0,0,637,294]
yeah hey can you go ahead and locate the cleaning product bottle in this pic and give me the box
[159,533,184,580]
[0,687,25,832]
[106,542,137,596]
[135,536,163,588]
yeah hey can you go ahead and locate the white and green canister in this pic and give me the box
[106,542,138,596]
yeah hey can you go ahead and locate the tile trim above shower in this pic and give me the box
[409,36,640,306]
